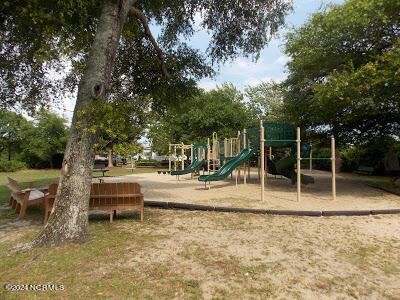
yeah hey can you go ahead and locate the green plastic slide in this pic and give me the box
[273,156,314,185]
[198,148,254,182]
[171,159,205,176]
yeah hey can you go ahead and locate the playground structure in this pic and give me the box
[168,143,193,173]
[257,121,336,202]
[171,143,207,178]
[168,121,336,202]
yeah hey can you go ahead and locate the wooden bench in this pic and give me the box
[44,182,144,224]
[7,177,47,220]
[354,166,374,175]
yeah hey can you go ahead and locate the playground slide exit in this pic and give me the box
[269,156,314,185]
[171,159,205,176]
[198,148,254,182]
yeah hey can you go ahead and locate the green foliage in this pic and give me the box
[20,110,68,168]
[1,0,292,113]
[340,146,363,172]
[113,141,143,157]
[0,159,27,172]
[77,98,149,153]
[340,137,400,173]
[0,110,33,160]
[310,148,332,171]
[0,109,68,168]
[148,84,257,154]
[282,0,400,145]
[245,81,285,121]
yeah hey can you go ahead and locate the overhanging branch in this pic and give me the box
[130,7,170,78]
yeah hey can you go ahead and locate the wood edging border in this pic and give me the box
[144,201,400,217]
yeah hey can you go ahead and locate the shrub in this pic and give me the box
[340,146,363,172]
[0,159,27,172]
[311,147,332,171]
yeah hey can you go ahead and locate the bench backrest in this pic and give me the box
[94,160,107,169]
[91,182,141,196]
[47,183,59,198]
[7,177,22,193]
[47,182,141,197]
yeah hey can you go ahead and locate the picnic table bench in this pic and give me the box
[44,182,144,224]
[92,161,109,177]
[354,165,374,175]
[7,177,47,221]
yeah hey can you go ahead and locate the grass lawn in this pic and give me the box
[0,167,162,205]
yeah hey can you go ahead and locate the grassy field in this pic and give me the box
[0,167,161,205]
[0,208,399,299]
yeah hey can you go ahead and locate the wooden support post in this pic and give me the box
[269,147,272,160]
[243,128,247,184]
[174,146,177,171]
[296,127,301,202]
[181,143,184,170]
[168,144,171,172]
[207,138,210,175]
[331,136,336,201]
[235,168,238,187]
[265,146,268,184]
[260,120,265,201]
[309,143,313,173]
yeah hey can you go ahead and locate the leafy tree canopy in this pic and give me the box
[0,110,33,160]
[0,109,68,167]
[282,0,400,145]
[20,109,69,168]
[148,84,257,153]
[245,80,285,121]
[0,0,292,112]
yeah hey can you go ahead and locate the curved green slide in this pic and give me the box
[198,148,254,182]
[273,156,314,185]
[171,159,205,176]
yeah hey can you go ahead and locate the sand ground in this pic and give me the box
[106,169,400,211]
[1,208,399,299]
[1,170,400,298]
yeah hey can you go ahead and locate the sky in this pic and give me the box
[197,0,344,91]
[60,0,344,122]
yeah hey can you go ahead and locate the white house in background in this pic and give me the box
[140,147,167,161]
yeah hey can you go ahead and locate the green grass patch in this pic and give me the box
[0,167,160,205]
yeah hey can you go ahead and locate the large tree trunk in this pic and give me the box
[32,0,132,247]
[108,148,114,167]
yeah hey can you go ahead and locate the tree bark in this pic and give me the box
[108,147,114,167]
[32,0,132,247]
[8,132,11,161]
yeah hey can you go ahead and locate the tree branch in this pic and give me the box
[130,7,170,78]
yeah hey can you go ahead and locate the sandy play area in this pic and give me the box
[108,169,400,211]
